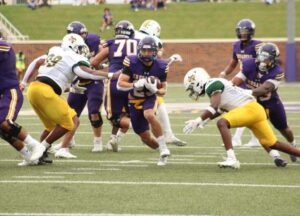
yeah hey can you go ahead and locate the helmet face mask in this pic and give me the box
[138,37,158,62]
[61,33,89,58]
[236,19,255,42]
[115,20,135,39]
[256,43,279,72]
[66,21,88,38]
[139,20,161,38]
[184,68,210,101]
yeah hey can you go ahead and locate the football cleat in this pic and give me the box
[159,147,170,158]
[92,144,103,152]
[232,138,242,147]
[166,136,187,146]
[39,151,53,164]
[30,144,46,161]
[55,148,77,159]
[243,138,260,147]
[218,158,240,169]
[157,155,168,166]
[274,157,288,167]
[18,159,40,166]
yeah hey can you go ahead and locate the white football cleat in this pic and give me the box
[106,137,121,152]
[166,135,187,146]
[92,144,103,152]
[55,148,77,159]
[157,155,168,166]
[218,158,240,169]
[160,147,170,157]
[30,144,46,161]
[18,159,39,166]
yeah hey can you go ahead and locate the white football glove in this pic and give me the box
[133,78,147,89]
[168,54,183,63]
[183,117,204,134]
[145,77,158,94]
[70,80,87,94]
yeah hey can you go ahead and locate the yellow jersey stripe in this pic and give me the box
[105,80,112,119]
[5,89,18,120]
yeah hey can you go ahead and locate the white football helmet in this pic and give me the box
[61,33,90,58]
[183,67,210,100]
[139,20,161,38]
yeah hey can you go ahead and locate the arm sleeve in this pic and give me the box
[73,66,107,80]
[235,71,247,81]
[21,55,47,85]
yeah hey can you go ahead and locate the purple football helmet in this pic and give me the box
[256,43,280,72]
[66,21,88,36]
[115,20,135,39]
[137,36,158,62]
[236,19,255,41]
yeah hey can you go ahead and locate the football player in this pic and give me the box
[219,19,262,147]
[232,43,297,163]
[135,19,186,146]
[54,21,105,157]
[0,39,45,166]
[117,37,170,166]
[91,20,137,152]
[22,34,117,163]
[183,68,300,169]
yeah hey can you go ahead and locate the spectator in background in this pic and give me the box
[27,0,38,10]
[152,0,166,10]
[100,8,113,32]
[0,0,6,5]
[38,0,51,8]
[16,51,26,81]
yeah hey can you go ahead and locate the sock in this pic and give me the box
[94,137,102,145]
[23,135,39,149]
[19,146,31,160]
[157,104,173,138]
[157,136,167,150]
[232,127,245,140]
[269,149,280,160]
[226,149,237,160]
[116,130,125,141]
[289,140,296,146]
[41,140,50,149]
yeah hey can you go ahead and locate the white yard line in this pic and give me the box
[44,172,95,175]
[14,176,65,179]
[0,180,299,189]
[73,168,120,171]
[0,213,205,216]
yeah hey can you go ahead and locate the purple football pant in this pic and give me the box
[128,95,156,134]
[0,87,23,123]
[68,81,104,117]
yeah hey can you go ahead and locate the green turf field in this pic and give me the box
[1,2,300,40]
[0,84,299,216]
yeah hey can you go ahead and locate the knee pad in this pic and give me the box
[0,120,21,144]
[89,112,103,128]
[109,115,121,128]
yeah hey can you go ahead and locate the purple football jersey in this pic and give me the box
[0,40,19,92]
[233,39,262,64]
[104,38,139,73]
[85,33,100,57]
[122,55,168,99]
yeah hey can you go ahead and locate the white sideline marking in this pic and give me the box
[0,180,300,189]
[74,168,120,171]
[101,164,148,167]
[1,159,299,166]
[0,213,204,216]
[14,176,65,179]
[44,172,95,175]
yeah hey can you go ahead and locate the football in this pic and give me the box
[147,76,162,88]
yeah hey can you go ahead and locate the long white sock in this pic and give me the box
[41,140,50,149]
[157,104,173,138]
[289,140,296,146]
[19,146,31,160]
[157,135,167,150]
[23,135,40,149]
[269,149,280,160]
[116,130,125,142]
[226,149,237,160]
[232,127,246,140]
[94,137,102,145]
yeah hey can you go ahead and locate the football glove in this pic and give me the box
[168,54,183,63]
[133,78,147,89]
[183,117,204,134]
[145,77,158,94]
[70,80,87,94]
